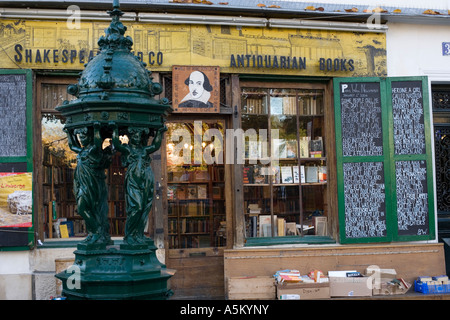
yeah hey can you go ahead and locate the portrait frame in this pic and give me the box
[172,66,220,113]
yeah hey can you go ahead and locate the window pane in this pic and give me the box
[42,114,76,167]
[41,114,79,238]
[242,87,328,240]
[41,114,126,238]
[41,84,75,111]
[273,185,300,236]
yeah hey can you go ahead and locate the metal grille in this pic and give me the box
[435,126,450,214]
[432,90,450,111]
[163,74,173,104]
[219,76,229,107]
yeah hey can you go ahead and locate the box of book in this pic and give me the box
[329,275,372,297]
[227,276,276,300]
[364,267,410,295]
[276,282,330,300]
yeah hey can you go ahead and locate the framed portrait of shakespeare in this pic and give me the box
[172,66,220,113]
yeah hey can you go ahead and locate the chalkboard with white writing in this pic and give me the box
[391,81,426,155]
[395,160,429,236]
[343,162,387,238]
[0,74,27,157]
[335,76,434,243]
[340,82,383,157]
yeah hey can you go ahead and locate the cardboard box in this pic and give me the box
[228,276,276,300]
[364,267,411,295]
[276,282,330,300]
[329,277,372,297]
[373,282,410,295]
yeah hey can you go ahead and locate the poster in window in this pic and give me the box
[172,66,220,113]
[0,172,33,228]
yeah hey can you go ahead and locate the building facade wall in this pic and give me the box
[0,10,447,299]
[387,22,450,81]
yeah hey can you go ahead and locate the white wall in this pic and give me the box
[387,22,450,81]
[386,21,447,244]
[0,251,32,300]
[0,245,164,300]
[0,248,76,300]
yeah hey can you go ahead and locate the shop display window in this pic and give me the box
[41,114,78,238]
[241,88,328,239]
[40,81,127,239]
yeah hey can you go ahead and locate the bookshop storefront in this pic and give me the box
[0,17,446,299]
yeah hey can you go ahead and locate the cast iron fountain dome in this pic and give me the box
[56,2,171,132]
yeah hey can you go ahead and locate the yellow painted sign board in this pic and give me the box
[0,19,386,77]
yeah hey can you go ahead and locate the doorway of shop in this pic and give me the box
[162,118,231,299]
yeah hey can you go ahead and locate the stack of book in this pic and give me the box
[247,204,261,238]
[274,270,302,284]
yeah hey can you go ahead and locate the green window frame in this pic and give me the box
[334,76,435,244]
[0,69,34,251]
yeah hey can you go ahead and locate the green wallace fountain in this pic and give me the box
[55,0,174,299]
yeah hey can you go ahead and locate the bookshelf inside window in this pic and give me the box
[42,113,80,238]
[241,88,328,239]
[42,114,127,238]
[166,121,226,249]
